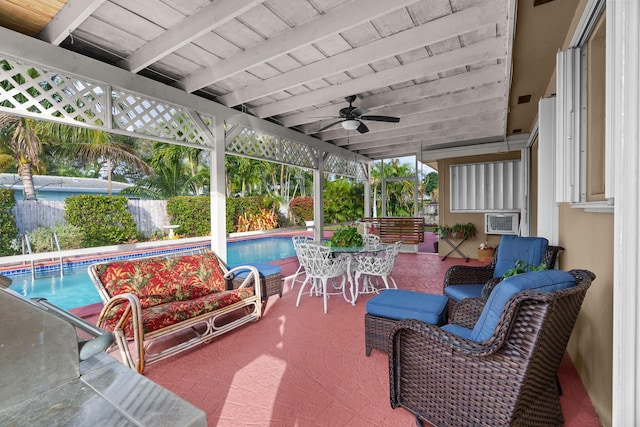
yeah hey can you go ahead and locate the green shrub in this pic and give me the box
[167,195,280,236]
[0,189,18,256]
[65,195,137,247]
[167,196,211,237]
[27,224,85,253]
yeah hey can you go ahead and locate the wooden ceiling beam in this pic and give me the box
[311,88,505,139]
[218,0,499,107]
[180,0,421,93]
[281,64,505,128]
[118,0,265,73]
[334,112,504,150]
[38,0,106,45]
[355,128,504,157]
[254,37,506,119]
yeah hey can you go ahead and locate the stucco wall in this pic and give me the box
[436,151,521,259]
[559,206,614,426]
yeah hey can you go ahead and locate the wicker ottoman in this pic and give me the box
[365,290,448,356]
[230,263,283,302]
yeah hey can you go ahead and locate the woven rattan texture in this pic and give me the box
[232,271,282,301]
[389,269,593,427]
[443,245,564,304]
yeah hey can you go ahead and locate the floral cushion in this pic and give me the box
[102,287,255,335]
[95,252,228,308]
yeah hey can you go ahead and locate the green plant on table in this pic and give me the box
[328,225,363,248]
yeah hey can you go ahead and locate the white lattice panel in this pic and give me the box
[279,138,317,169]
[111,90,209,146]
[227,128,317,169]
[0,58,107,126]
[325,153,366,180]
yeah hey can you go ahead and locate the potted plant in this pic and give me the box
[477,241,495,262]
[328,225,363,248]
[450,222,477,240]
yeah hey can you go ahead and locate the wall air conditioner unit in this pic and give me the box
[485,212,520,235]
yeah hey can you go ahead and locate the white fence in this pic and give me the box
[15,200,169,237]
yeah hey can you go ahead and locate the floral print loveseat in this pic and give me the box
[89,250,262,373]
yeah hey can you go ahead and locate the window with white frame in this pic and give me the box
[555,0,611,209]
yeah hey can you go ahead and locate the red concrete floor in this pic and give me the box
[109,252,602,427]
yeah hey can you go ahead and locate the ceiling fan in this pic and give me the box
[316,95,400,134]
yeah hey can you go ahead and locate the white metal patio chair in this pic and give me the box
[362,233,381,249]
[353,241,402,302]
[291,235,314,290]
[295,242,348,314]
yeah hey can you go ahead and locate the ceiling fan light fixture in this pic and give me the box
[341,119,360,130]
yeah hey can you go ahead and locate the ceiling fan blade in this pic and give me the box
[316,120,345,133]
[356,121,369,134]
[360,115,400,123]
[351,107,366,117]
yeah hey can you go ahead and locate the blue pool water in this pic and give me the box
[7,236,296,310]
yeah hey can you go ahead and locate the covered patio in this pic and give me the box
[112,252,599,426]
[2,1,640,426]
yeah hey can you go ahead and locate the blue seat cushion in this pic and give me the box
[493,235,549,278]
[231,263,282,279]
[366,290,448,325]
[444,284,484,301]
[470,270,577,342]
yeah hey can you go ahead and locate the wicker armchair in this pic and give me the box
[443,235,563,302]
[389,269,594,427]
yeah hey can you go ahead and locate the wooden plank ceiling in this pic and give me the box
[0,0,516,160]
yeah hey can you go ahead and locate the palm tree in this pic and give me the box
[42,123,152,195]
[0,114,45,200]
[121,142,208,199]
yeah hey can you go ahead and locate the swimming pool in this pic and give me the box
[7,236,297,310]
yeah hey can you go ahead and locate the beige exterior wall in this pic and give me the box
[559,204,613,426]
[543,1,612,424]
[436,151,520,259]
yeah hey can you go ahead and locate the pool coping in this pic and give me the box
[0,232,310,277]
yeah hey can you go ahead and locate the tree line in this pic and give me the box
[0,114,437,223]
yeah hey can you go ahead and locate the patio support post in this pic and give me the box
[609,0,640,425]
[210,119,228,262]
[313,153,325,241]
[364,163,371,218]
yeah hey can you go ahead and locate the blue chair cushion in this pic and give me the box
[493,235,549,278]
[366,290,448,325]
[470,270,577,342]
[444,284,484,301]
[231,262,282,279]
